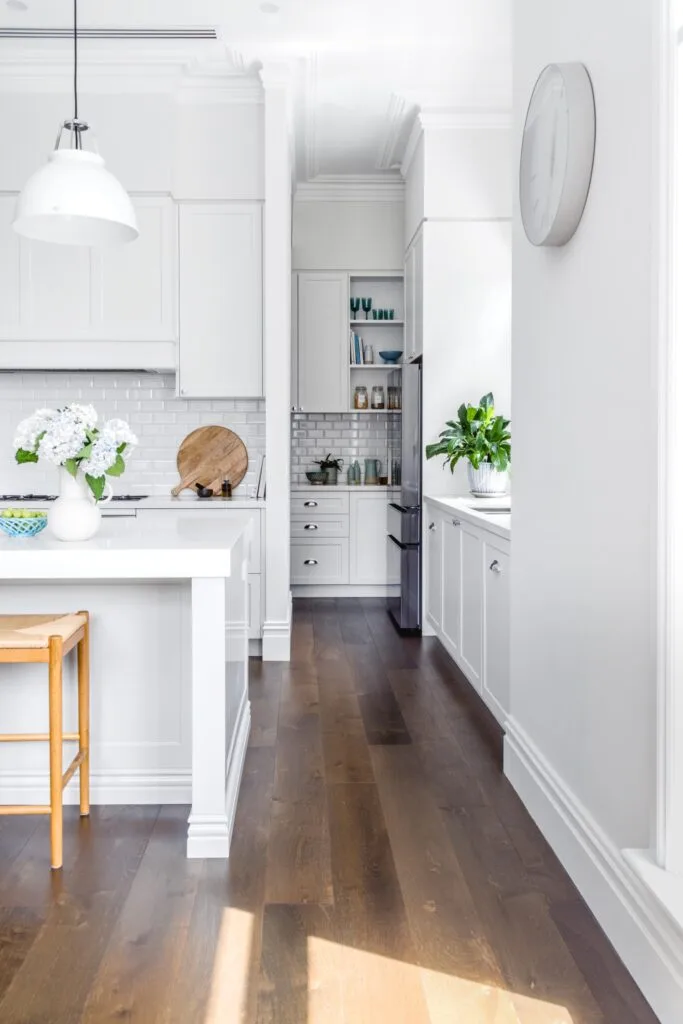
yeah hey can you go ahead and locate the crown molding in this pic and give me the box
[295,175,405,203]
[376,92,412,172]
[400,106,512,177]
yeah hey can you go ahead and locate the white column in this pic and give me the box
[187,576,230,858]
[260,63,294,661]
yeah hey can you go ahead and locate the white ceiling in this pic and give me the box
[0,0,512,180]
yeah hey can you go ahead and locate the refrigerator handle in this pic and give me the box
[388,534,409,551]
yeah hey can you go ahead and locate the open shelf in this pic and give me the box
[349,363,402,370]
[347,409,402,414]
[350,320,404,326]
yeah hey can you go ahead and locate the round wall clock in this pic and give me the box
[519,62,596,247]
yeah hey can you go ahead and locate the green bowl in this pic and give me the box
[306,471,326,485]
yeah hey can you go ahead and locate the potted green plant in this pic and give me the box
[314,453,345,486]
[426,393,511,496]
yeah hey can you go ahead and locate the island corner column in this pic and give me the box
[187,575,230,858]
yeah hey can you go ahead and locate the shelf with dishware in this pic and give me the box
[349,364,403,370]
[350,320,405,326]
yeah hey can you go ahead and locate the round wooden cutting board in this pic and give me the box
[171,426,249,496]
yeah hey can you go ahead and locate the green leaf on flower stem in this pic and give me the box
[106,454,126,478]
[117,443,127,454]
[64,458,79,477]
[75,444,93,460]
[85,474,105,500]
[15,448,38,464]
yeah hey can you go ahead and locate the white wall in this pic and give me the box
[292,198,404,270]
[509,0,675,1018]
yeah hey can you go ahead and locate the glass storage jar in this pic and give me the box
[353,385,369,410]
[371,385,385,410]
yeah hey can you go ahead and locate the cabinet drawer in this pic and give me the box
[291,515,349,539]
[290,490,350,516]
[291,539,349,585]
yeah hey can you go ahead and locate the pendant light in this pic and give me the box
[13,0,138,247]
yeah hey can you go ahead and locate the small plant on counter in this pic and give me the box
[14,403,138,500]
[314,453,344,486]
[426,392,511,497]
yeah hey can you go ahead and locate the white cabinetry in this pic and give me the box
[404,229,423,361]
[293,273,349,413]
[291,489,400,591]
[178,203,263,398]
[350,491,400,585]
[425,499,510,726]
[0,195,177,369]
[482,537,510,723]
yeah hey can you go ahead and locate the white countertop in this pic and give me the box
[0,516,252,580]
[424,495,511,540]
[0,495,265,511]
[292,485,399,492]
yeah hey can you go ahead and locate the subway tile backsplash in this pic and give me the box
[0,372,265,496]
[291,412,400,485]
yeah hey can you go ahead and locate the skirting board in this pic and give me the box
[505,718,683,1023]
[262,591,292,661]
[291,584,400,598]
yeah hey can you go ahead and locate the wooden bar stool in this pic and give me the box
[0,611,90,870]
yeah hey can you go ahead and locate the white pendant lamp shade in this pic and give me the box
[13,148,139,247]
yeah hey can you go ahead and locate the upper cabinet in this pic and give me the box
[294,272,349,413]
[404,228,423,361]
[0,195,177,354]
[178,202,263,399]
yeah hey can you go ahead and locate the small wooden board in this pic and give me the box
[171,425,248,496]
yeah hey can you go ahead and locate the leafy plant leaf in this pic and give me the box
[64,458,79,477]
[15,448,38,465]
[425,392,511,475]
[85,474,106,500]
[106,454,126,478]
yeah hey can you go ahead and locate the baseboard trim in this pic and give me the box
[224,690,251,847]
[291,584,400,598]
[262,592,292,661]
[505,718,683,1023]
[0,768,192,805]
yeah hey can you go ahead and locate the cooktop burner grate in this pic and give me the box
[0,494,149,502]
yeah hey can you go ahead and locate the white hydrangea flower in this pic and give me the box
[63,403,98,430]
[80,437,119,478]
[37,414,88,467]
[101,418,138,448]
[13,408,58,452]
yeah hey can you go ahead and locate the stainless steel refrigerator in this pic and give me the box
[387,358,421,632]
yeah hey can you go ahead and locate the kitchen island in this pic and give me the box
[0,516,252,858]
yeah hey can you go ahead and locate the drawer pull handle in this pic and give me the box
[489,560,503,574]
[428,522,435,531]
[304,524,318,530]
[452,518,461,527]
[304,501,318,508]
[304,559,318,566]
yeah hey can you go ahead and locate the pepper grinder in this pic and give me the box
[221,478,232,499]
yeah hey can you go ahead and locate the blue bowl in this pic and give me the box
[0,514,48,538]
[379,350,403,364]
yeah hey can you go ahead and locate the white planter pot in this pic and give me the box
[49,467,111,542]
[467,462,509,498]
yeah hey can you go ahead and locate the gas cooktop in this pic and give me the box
[0,494,149,502]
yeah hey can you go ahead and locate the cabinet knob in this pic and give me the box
[180,388,187,396]
[304,523,318,530]
[304,559,318,566]
[428,522,435,531]
[452,518,461,527]
[489,560,503,574]
[304,501,318,508]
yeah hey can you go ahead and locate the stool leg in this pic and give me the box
[48,636,63,871]
[77,612,90,817]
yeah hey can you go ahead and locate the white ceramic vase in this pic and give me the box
[467,462,509,498]
[49,467,112,542]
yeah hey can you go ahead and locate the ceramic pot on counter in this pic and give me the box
[467,462,509,498]
[50,467,112,542]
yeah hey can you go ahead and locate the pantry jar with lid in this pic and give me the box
[353,385,369,410]
[371,385,385,410]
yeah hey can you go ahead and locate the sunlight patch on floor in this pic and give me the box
[203,907,254,1024]
[307,937,575,1024]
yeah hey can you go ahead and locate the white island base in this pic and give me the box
[0,517,252,859]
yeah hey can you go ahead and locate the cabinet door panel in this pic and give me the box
[179,203,262,398]
[441,517,461,659]
[460,521,483,690]
[350,492,395,585]
[297,273,348,413]
[23,239,92,333]
[483,540,510,724]
[426,512,443,630]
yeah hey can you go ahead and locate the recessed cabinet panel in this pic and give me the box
[178,202,263,398]
[296,273,348,413]
[460,521,483,690]
[426,513,443,630]
[441,517,462,660]
[23,239,93,333]
[483,540,510,722]
[350,492,399,585]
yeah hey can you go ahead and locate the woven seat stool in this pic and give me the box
[0,612,90,869]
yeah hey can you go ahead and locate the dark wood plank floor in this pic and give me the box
[0,598,657,1023]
